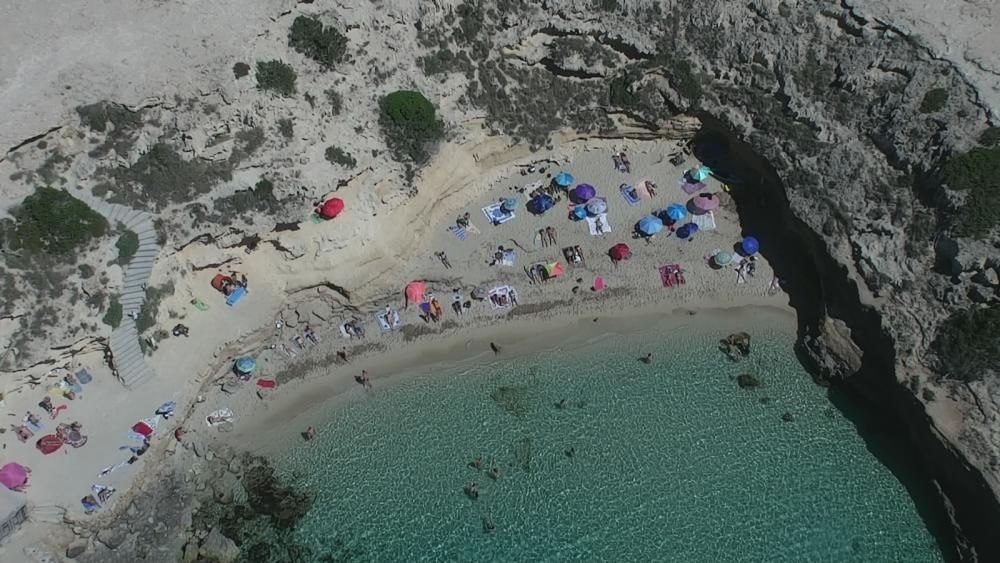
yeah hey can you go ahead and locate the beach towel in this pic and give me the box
[155,401,176,418]
[691,211,717,231]
[376,309,400,332]
[500,249,516,266]
[256,378,277,389]
[659,264,686,288]
[482,203,515,225]
[76,368,93,384]
[620,184,641,206]
[448,225,468,240]
[488,286,513,310]
[191,298,210,311]
[309,212,324,224]
[206,408,234,427]
[339,324,352,338]
[93,484,116,503]
[130,417,159,438]
[81,496,101,513]
[585,214,612,236]
[226,286,246,306]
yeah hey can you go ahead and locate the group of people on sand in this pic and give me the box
[612,150,631,173]
[219,272,249,297]
[537,226,558,247]
[720,332,752,359]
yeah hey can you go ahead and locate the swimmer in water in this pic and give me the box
[489,467,501,480]
[466,483,479,500]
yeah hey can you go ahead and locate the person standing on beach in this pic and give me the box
[641,353,653,364]
[337,348,349,363]
[490,342,501,355]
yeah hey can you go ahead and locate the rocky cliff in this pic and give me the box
[2,0,999,559]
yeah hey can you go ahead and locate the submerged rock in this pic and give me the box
[736,373,761,389]
[199,528,240,563]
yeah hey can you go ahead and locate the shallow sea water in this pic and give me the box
[274,322,942,562]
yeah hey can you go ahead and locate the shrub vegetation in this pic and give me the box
[609,73,638,107]
[256,60,297,96]
[233,62,251,79]
[76,102,142,133]
[288,16,348,69]
[980,127,1000,147]
[325,146,357,169]
[931,306,1000,381]
[0,187,107,255]
[325,89,343,115]
[277,118,294,139]
[111,143,232,211]
[103,298,123,329]
[941,146,1000,237]
[669,59,702,102]
[115,230,139,265]
[920,88,949,113]
[378,90,444,163]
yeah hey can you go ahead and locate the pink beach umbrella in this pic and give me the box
[593,276,605,291]
[0,462,28,490]
[691,193,720,211]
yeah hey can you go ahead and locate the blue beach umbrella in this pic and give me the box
[502,197,519,211]
[235,357,256,374]
[714,250,734,266]
[530,193,554,213]
[677,223,700,240]
[665,203,687,222]
[554,171,574,187]
[638,215,664,236]
[573,205,588,220]
[741,236,760,255]
[690,165,712,182]
[573,183,597,202]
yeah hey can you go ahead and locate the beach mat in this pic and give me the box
[691,211,716,231]
[448,225,468,240]
[191,298,210,311]
[309,212,324,224]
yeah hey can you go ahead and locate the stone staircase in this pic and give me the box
[77,192,160,388]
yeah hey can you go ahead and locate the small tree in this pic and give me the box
[288,15,348,69]
[325,146,357,168]
[4,187,107,255]
[103,298,123,329]
[920,88,949,113]
[256,60,297,96]
[931,306,1000,381]
[115,230,140,265]
[378,90,444,164]
[277,118,294,139]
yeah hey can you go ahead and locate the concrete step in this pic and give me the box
[117,354,146,377]
[124,214,149,230]
[114,347,143,370]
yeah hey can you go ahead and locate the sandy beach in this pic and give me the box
[0,136,788,557]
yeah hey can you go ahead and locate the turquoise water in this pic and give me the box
[274,321,942,562]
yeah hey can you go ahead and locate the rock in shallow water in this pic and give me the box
[200,527,240,563]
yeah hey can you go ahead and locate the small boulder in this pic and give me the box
[97,526,127,550]
[200,528,240,563]
[65,540,88,559]
[736,373,761,389]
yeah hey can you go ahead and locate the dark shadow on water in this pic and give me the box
[827,384,958,561]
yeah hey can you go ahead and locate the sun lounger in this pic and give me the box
[691,211,716,231]
[620,184,641,206]
[585,213,612,236]
[482,203,515,225]
[226,286,246,306]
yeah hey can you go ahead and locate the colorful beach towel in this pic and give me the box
[256,378,277,389]
[191,298,210,311]
[620,184,641,206]
[448,225,468,240]
[482,203,515,225]
[309,212,324,224]
[226,286,246,306]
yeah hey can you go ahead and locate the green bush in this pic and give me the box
[256,60,297,96]
[325,146,357,168]
[277,118,294,139]
[980,127,1000,147]
[76,102,142,133]
[669,59,702,102]
[111,143,232,210]
[1,187,107,255]
[325,89,342,115]
[931,306,1000,381]
[378,90,444,163]
[103,298,123,329]
[233,62,251,79]
[941,146,1000,237]
[136,283,173,334]
[609,74,638,107]
[920,88,949,113]
[288,15,348,69]
[597,0,619,11]
[115,230,139,265]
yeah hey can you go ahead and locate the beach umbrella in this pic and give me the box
[689,165,712,182]
[691,193,720,211]
[741,236,760,255]
[319,197,345,219]
[544,261,565,278]
[681,180,706,195]
[0,463,28,490]
[572,205,588,220]
[572,183,596,201]
[610,243,631,260]
[585,197,608,215]
[665,203,687,222]
[235,357,256,374]
[502,197,519,211]
[36,435,62,455]
[638,215,664,236]
[677,223,700,240]
[472,285,488,300]
[714,250,734,266]
[593,276,605,291]
[405,280,427,304]
[530,193,554,213]
[554,171,574,187]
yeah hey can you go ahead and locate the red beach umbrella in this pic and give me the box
[319,197,345,219]
[405,280,427,304]
[609,243,631,261]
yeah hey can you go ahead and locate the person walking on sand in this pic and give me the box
[304,426,316,441]
[337,348,348,363]
[361,370,372,391]
[546,226,557,246]
[640,353,653,364]
[490,342,501,355]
